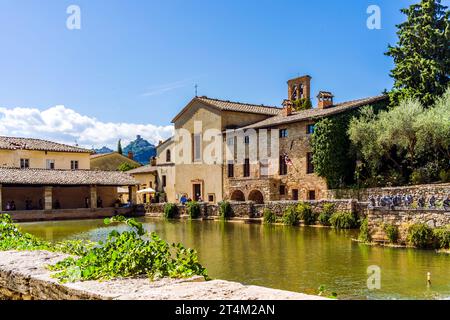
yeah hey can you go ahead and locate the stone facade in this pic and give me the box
[325,183,450,201]
[367,208,450,243]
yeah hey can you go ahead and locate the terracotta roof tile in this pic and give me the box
[127,165,158,175]
[0,168,138,186]
[0,136,92,153]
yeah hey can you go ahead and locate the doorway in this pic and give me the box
[292,189,299,201]
[193,184,202,201]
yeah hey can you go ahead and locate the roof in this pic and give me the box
[90,152,141,164]
[127,165,158,175]
[0,136,92,154]
[0,168,138,186]
[243,95,388,129]
[171,96,282,123]
[156,137,173,151]
[317,91,334,98]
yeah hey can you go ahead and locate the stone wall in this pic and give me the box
[145,199,360,219]
[367,208,450,243]
[325,183,450,201]
[0,251,325,300]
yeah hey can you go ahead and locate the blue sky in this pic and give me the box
[0,0,422,147]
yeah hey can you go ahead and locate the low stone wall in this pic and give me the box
[3,207,138,222]
[0,250,325,300]
[367,207,450,242]
[145,199,360,219]
[325,183,450,201]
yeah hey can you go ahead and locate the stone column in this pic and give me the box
[44,186,53,210]
[129,185,137,205]
[90,185,97,209]
[0,184,3,211]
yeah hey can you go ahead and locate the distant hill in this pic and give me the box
[122,135,156,165]
[94,146,114,154]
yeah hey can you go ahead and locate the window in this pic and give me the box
[70,160,79,170]
[227,162,234,178]
[244,136,250,144]
[243,158,250,177]
[20,158,29,169]
[279,185,286,195]
[162,175,167,188]
[306,153,314,174]
[208,194,215,203]
[166,150,171,162]
[193,134,202,162]
[306,124,315,135]
[292,189,299,200]
[260,159,269,177]
[279,129,288,138]
[227,137,235,145]
[46,160,55,170]
[149,181,153,188]
[308,190,316,200]
[279,155,288,175]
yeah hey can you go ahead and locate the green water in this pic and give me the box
[19,217,450,300]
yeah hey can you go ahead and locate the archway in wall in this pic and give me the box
[248,190,264,204]
[230,190,245,202]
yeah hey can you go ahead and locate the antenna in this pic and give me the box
[195,84,198,97]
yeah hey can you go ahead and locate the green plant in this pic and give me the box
[358,218,372,243]
[407,223,434,248]
[433,227,450,249]
[292,98,312,111]
[318,285,338,299]
[263,208,276,224]
[163,203,178,219]
[282,206,299,226]
[117,162,139,172]
[296,203,316,225]
[219,201,232,220]
[439,169,450,183]
[383,224,399,244]
[186,201,201,219]
[329,211,358,229]
[318,203,335,226]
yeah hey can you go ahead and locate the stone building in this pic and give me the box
[158,75,387,204]
[0,136,138,218]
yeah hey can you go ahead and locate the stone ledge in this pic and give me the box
[0,251,327,300]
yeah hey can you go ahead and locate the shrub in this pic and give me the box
[407,223,434,248]
[358,218,372,243]
[263,208,276,224]
[439,169,450,183]
[433,227,450,249]
[186,201,201,219]
[383,224,399,244]
[163,203,178,219]
[218,201,232,219]
[329,211,358,229]
[282,206,299,226]
[296,203,316,225]
[318,203,335,226]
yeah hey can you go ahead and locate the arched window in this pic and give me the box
[166,150,171,162]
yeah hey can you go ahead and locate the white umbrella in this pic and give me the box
[137,187,156,194]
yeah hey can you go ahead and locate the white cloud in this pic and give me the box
[0,105,174,149]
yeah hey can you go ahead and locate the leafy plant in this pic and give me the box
[318,203,335,226]
[407,223,434,248]
[263,208,276,224]
[358,218,372,243]
[186,201,201,219]
[318,285,338,299]
[433,227,450,249]
[163,203,178,219]
[297,203,316,225]
[282,206,299,226]
[117,162,139,172]
[383,224,399,244]
[219,201,232,220]
[329,211,359,229]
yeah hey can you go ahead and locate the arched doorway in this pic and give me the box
[248,190,264,204]
[230,190,245,202]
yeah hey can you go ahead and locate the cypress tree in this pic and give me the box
[117,139,123,155]
[386,0,450,107]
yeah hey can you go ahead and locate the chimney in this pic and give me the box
[150,157,157,166]
[282,100,293,116]
[317,91,334,109]
[128,151,134,160]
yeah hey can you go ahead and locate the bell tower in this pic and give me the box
[287,75,311,101]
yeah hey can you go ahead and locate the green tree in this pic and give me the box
[117,139,123,155]
[386,0,450,107]
[117,162,138,172]
[292,98,312,111]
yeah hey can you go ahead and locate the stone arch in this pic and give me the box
[248,190,264,204]
[230,190,245,202]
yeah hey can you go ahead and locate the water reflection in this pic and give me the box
[19,218,450,300]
